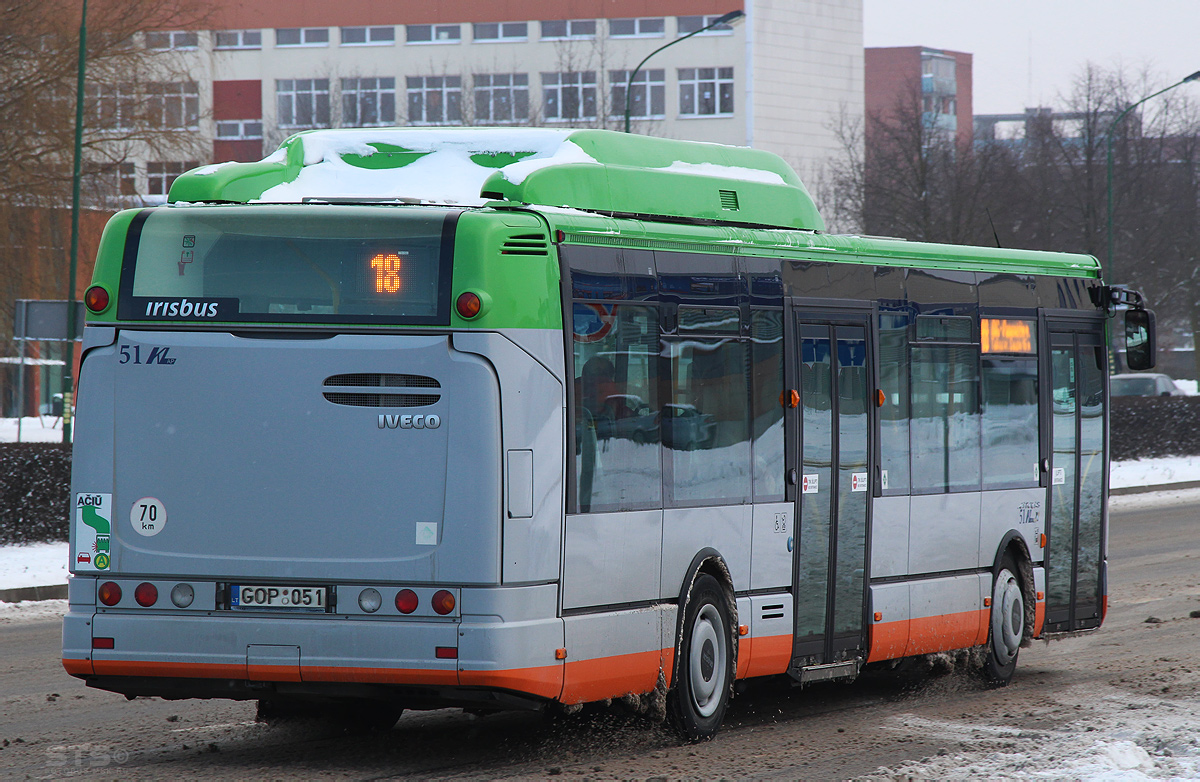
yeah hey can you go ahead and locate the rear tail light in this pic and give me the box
[455,291,483,319]
[84,284,110,313]
[134,582,158,607]
[432,590,456,615]
[97,582,122,606]
[395,589,418,614]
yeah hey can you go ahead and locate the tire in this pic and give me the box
[668,573,735,742]
[980,555,1025,686]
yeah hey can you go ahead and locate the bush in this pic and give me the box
[1110,396,1200,461]
[0,444,71,544]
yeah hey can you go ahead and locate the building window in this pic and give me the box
[540,19,596,40]
[342,78,395,126]
[542,71,596,121]
[147,161,199,196]
[214,30,262,49]
[678,67,734,116]
[340,26,394,46]
[147,81,200,128]
[406,76,462,125]
[276,79,330,128]
[474,73,528,123]
[276,28,329,47]
[676,15,737,35]
[610,69,664,119]
[216,119,263,139]
[85,83,136,131]
[472,22,527,42]
[119,162,137,196]
[145,30,198,50]
[407,24,462,44]
[609,18,665,37]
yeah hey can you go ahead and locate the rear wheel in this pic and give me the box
[667,574,734,741]
[980,555,1024,686]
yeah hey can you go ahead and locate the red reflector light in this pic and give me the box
[134,582,158,607]
[395,589,418,614]
[84,285,110,313]
[98,582,122,606]
[455,291,482,319]
[432,589,456,615]
[92,637,115,649]
[435,646,457,659]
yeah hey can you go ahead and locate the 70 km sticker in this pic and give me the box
[130,497,167,536]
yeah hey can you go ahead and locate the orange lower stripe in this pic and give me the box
[869,609,989,661]
[561,648,663,704]
[62,658,94,676]
[459,664,562,699]
[742,634,792,678]
[1034,600,1046,637]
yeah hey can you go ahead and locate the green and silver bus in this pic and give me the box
[63,128,1154,740]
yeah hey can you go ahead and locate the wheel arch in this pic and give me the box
[671,548,738,684]
[991,531,1035,647]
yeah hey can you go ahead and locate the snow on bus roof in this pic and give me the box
[255,127,591,205]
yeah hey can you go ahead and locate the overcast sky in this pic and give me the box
[863,0,1200,114]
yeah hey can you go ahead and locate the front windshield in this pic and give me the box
[118,205,457,324]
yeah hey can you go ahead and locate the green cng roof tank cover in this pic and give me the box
[168,127,825,231]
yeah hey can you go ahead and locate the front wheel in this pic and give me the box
[667,574,735,741]
[980,555,1024,686]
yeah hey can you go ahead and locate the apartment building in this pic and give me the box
[114,0,862,199]
[865,46,973,147]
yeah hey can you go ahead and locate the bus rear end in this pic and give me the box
[63,203,567,716]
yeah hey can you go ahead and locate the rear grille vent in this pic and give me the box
[501,232,549,256]
[761,603,785,620]
[323,373,441,408]
[719,189,740,211]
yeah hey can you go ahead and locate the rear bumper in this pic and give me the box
[63,600,566,706]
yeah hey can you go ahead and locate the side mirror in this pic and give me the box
[1125,308,1157,371]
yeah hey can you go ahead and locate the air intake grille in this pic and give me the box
[719,190,740,211]
[323,373,441,408]
[501,233,549,256]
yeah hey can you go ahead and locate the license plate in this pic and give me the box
[230,584,326,610]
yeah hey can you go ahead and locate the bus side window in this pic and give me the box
[750,310,785,502]
[572,303,661,513]
[878,312,910,493]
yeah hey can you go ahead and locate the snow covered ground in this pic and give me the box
[0,416,70,443]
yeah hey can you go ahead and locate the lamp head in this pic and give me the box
[1184,70,1200,83]
[715,10,746,26]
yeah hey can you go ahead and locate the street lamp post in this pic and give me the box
[623,10,745,134]
[64,0,89,443]
[1104,70,1200,283]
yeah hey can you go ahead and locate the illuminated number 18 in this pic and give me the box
[370,253,403,294]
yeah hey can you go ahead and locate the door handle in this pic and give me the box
[787,468,798,485]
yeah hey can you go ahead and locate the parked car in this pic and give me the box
[1110,372,1186,397]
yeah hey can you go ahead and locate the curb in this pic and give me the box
[1111,480,1200,496]
[0,584,68,603]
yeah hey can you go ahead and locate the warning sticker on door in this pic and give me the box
[75,493,112,571]
[1052,467,1066,485]
[851,473,869,492]
[802,474,819,494]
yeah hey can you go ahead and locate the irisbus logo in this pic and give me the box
[378,414,442,430]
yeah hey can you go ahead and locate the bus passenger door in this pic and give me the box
[788,313,872,680]
[1043,320,1106,633]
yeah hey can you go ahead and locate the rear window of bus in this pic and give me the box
[117,205,457,324]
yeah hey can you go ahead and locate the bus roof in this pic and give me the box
[168,128,825,231]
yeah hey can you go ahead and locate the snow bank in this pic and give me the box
[0,417,70,443]
[0,541,68,591]
[0,598,66,624]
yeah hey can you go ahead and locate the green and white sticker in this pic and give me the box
[75,493,112,571]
